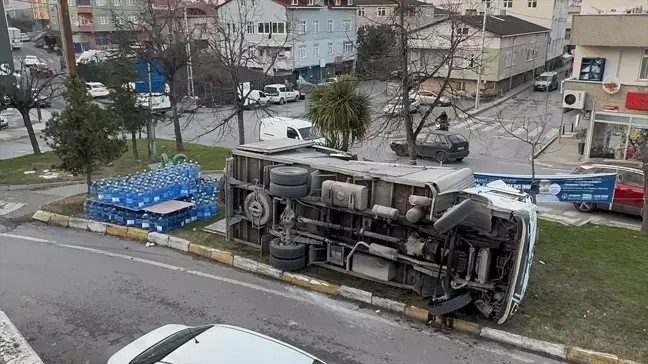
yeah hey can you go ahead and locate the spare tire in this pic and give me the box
[270,166,309,186]
[434,199,476,233]
[269,182,309,198]
[427,292,472,316]
[269,254,307,271]
[269,238,306,259]
[243,190,273,226]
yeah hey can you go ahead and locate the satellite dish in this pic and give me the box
[602,76,621,94]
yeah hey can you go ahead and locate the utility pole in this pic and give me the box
[58,0,77,76]
[183,4,194,97]
[474,0,488,110]
[147,62,157,162]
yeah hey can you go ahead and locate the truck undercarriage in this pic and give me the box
[224,139,538,323]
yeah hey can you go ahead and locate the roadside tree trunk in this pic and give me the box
[131,131,139,161]
[341,132,350,152]
[20,110,41,155]
[86,164,92,195]
[171,101,184,151]
[237,103,245,145]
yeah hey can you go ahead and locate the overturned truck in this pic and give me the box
[224,139,538,323]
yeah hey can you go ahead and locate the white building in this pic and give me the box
[430,0,569,66]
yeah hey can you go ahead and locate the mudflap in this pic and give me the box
[427,292,472,316]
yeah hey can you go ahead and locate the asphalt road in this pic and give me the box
[0,223,563,364]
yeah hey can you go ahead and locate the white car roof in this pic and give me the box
[264,84,288,88]
[261,117,312,129]
[86,82,105,87]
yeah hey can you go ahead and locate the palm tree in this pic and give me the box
[307,75,371,152]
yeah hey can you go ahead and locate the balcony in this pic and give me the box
[77,6,93,14]
[79,24,95,32]
[571,14,648,47]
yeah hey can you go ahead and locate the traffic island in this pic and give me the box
[31,207,647,364]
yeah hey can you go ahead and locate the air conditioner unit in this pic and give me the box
[563,90,586,109]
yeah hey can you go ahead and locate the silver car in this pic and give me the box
[0,115,8,130]
[108,324,326,364]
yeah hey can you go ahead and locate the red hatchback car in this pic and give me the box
[573,162,644,217]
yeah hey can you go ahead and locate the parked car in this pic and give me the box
[20,33,30,42]
[409,89,452,107]
[259,117,323,143]
[30,62,55,78]
[86,82,110,98]
[107,324,326,364]
[471,88,502,101]
[390,130,469,163]
[23,55,40,67]
[264,84,300,104]
[383,97,420,115]
[0,115,8,130]
[298,84,315,100]
[240,89,268,109]
[534,72,559,92]
[572,162,644,217]
[32,90,51,108]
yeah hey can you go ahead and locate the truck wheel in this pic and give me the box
[243,190,273,226]
[269,254,306,271]
[269,238,306,259]
[427,292,472,316]
[434,199,475,233]
[270,166,309,186]
[269,182,309,197]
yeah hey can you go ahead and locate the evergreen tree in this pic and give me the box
[43,75,126,191]
[107,59,149,161]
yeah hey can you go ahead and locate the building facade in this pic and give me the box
[217,0,356,83]
[563,12,648,161]
[431,0,568,66]
[355,0,437,30]
[409,15,549,94]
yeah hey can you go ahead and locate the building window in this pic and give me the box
[343,41,353,53]
[97,15,109,24]
[343,20,350,31]
[115,16,124,24]
[327,19,333,32]
[113,0,121,5]
[247,21,255,33]
[298,44,306,58]
[313,43,319,57]
[312,20,319,33]
[291,0,298,5]
[526,48,534,61]
[347,0,352,5]
[640,49,648,79]
[377,7,386,16]
[504,0,512,7]
[328,42,333,55]
[461,27,469,35]
[308,0,314,4]
[579,57,606,81]
[505,51,512,67]
[128,15,137,23]
[334,0,340,5]
[251,0,258,6]
[425,7,432,16]
[512,51,516,65]
[298,20,306,33]
[357,7,364,16]
[96,0,106,6]
[271,22,285,33]
[127,0,135,5]
[527,0,537,7]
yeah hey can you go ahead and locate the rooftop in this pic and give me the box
[415,15,549,37]
[353,0,433,6]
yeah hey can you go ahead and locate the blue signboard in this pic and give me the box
[134,61,165,94]
[474,173,617,204]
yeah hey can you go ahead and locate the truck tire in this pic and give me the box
[427,292,472,316]
[434,199,475,233]
[269,182,309,197]
[269,238,306,259]
[269,254,306,271]
[243,190,273,226]
[270,166,309,186]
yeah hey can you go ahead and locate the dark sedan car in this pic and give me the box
[390,130,469,163]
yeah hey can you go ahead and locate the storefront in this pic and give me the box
[586,111,648,160]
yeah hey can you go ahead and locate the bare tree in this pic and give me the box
[0,60,62,155]
[195,0,295,145]
[111,1,211,152]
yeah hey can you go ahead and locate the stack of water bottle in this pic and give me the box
[84,162,220,233]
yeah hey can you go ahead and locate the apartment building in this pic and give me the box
[217,0,357,83]
[430,0,569,67]
[562,12,648,161]
[409,15,549,94]
[30,0,50,30]
[355,0,437,30]
[564,0,579,51]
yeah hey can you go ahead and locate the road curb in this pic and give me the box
[30,210,642,364]
[467,83,534,117]
[532,135,559,160]
[0,310,45,364]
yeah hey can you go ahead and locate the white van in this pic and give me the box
[263,84,300,105]
[259,117,322,143]
[240,89,268,109]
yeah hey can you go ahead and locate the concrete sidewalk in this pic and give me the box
[0,122,47,142]
[0,310,45,364]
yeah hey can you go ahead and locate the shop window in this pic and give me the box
[579,57,606,81]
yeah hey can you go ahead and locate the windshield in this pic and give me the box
[448,134,467,143]
[299,126,318,140]
[129,325,213,364]
[264,86,279,96]
[538,75,552,81]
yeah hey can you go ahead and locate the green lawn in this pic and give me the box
[0,139,230,185]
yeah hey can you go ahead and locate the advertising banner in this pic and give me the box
[474,173,617,204]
